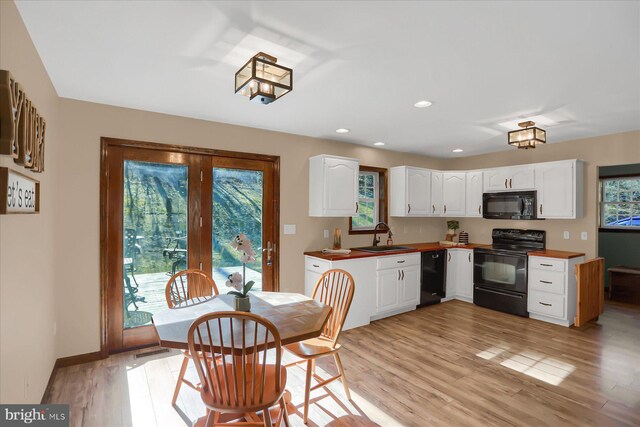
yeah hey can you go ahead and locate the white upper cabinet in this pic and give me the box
[484,165,535,192]
[442,172,466,216]
[535,160,584,219]
[431,171,444,215]
[390,166,431,216]
[309,154,359,217]
[465,171,483,217]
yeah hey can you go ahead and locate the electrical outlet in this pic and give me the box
[283,224,296,235]
[563,231,570,240]
[581,231,588,240]
[323,229,329,238]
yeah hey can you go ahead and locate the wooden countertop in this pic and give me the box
[527,249,586,259]
[304,242,488,261]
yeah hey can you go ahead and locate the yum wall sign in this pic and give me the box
[0,69,46,172]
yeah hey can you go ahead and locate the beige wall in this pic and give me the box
[0,1,60,403]
[442,131,640,259]
[55,99,449,358]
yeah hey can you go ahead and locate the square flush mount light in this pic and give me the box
[508,121,546,149]
[235,52,293,105]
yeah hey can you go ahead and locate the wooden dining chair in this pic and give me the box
[284,269,355,424]
[188,312,290,427]
[165,269,219,407]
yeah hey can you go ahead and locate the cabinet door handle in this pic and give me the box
[397,260,405,264]
[355,202,359,213]
[541,263,553,267]
[509,178,512,188]
[408,203,411,213]
[540,204,543,215]
[539,302,552,307]
[448,253,451,262]
[432,204,435,213]
[313,264,320,268]
[401,270,405,280]
[468,253,471,262]
[478,205,481,214]
[504,179,508,188]
[540,280,553,284]
[444,205,447,214]
[398,270,401,280]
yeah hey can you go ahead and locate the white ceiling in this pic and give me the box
[15,1,640,158]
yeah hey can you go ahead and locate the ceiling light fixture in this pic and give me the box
[335,128,350,134]
[452,148,463,153]
[235,52,293,105]
[414,100,432,108]
[374,142,385,146]
[508,121,547,149]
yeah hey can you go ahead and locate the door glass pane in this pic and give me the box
[212,168,264,292]
[123,161,188,329]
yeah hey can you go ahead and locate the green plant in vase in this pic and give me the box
[446,220,460,242]
[225,233,257,311]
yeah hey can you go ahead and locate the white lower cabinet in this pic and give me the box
[445,249,473,302]
[374,253,421,318]
[304,256,375,331]
[527,255,584,327]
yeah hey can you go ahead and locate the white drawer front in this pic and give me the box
[529,269,566,295]
[529,257,566,273]
[305,257,331,274]
[528,291,565,318]
[377,253,420,270]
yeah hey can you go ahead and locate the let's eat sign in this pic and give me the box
[0,167,40,214]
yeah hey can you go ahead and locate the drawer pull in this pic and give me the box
[313,264,320,268]
[397,260,405,264]
[539,302,552,307]
[540,263,553,267]
[540,280,553,284]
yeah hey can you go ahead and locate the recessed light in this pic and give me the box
[452,148,463,153]
[414,100,432,108]
[374,142,385,146]
[335,128,350,134]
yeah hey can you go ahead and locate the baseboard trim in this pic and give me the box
[41,350,107,403]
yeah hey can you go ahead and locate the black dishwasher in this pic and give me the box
[419,250,447,307]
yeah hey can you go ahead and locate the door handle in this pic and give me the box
[408,203,411,213]
[504,179,508,188]
[263,241,273,266]
[509,178,512,188]
[520,198,525,215]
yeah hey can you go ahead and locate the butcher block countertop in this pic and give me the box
[304,242,488,261]
[527,249,586,259]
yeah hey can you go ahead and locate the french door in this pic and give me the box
[102,138,279,353]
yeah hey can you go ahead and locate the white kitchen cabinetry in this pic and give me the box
[374,253,421,319]
[483,165,535,192]
[535,160,584,219]
[528,255,584,327]
[390,166,431,216]
[465,171,483,217]
[442,172,466,216]
[431,171,444,215]
[445,249,473,302]
[309,155,359,217]
[304,256,375,330]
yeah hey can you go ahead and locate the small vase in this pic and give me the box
[234,296,251,312]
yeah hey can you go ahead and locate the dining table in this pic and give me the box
[152,291,333,424]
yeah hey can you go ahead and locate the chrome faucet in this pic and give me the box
[372,222,389,247]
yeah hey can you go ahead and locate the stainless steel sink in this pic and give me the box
[355,245,413,253]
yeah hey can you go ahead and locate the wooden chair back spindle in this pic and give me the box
[312,269,355,347]
[165,269,219,308]
[188,312,284,412]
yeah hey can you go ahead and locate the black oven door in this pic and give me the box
[473,249,527,294]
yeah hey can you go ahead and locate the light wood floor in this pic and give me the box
[45,300,640,426]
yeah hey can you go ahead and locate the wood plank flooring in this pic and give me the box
[44,300,640,426]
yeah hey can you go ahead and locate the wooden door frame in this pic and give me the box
[100,137,280,354]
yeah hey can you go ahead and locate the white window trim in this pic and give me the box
[599,176,640,229]
[352,171,379,231]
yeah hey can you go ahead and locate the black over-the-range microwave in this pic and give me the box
[482,190,539,220]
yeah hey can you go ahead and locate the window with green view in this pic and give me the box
[600,176,640,228]
[352,171,379,230]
